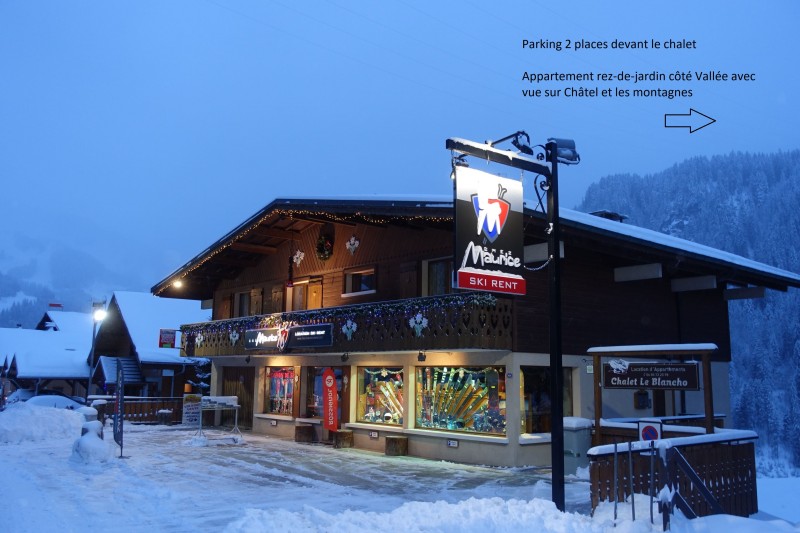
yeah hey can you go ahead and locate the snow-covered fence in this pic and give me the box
[588,429,758,522]
[91,396,185,424]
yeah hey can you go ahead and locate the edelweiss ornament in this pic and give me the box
[409,313,429,337]
[195,333,204,346]
[345,235,360,255]
[342,319,358,340]
[229,330,240,345]
[293,249,305,266]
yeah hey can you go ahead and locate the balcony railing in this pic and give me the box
[181,293,512,357]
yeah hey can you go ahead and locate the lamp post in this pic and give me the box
[86,301,107,402]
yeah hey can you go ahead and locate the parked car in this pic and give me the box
[3,389,86,410]
[26,394,86,410]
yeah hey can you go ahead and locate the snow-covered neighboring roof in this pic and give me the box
[109,291,209,365]
[37,310,93,335]
[0,328,89,379]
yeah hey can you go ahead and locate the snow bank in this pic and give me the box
[224,497,607,533]
[0,403,84,444]
[71,424,114,464]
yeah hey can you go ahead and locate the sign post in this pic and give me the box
[113,365,125,458]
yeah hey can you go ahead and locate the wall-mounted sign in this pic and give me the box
[159,329,177,348]
[245,324,333,351]
[454,166,525,296]
[603,360,700,390]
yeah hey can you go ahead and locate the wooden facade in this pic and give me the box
[151,198,800,469]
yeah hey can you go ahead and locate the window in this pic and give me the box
[343,267,376,297]
[422,258,453,296]
[356,367,403,425]
[235,292,251,318]
[520,366,573,434]
[415,366,506,435]
[305,366,342,418]
[264,367,295,415]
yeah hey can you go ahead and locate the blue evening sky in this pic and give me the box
[1,1,797,292]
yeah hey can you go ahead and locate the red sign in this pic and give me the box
[159,329,177,348]
[457,270,526,295]
[322,367,338,431]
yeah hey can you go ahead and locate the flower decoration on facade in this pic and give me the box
[229,330,240,345]
[342,319,358,340]
[408,312,429,337]
[316,233,334,261]
[292,249,305,266]
[195,333,204,347]
[345,235,360,255]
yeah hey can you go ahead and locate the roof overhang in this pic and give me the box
[151,196,800,300]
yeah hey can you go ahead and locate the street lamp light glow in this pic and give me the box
[93,308,107,322]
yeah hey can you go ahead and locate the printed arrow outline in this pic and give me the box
[664,108,716,133]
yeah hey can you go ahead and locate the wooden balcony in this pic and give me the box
[181,293,512,357]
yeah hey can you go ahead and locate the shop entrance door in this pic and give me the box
[222,366,255,429]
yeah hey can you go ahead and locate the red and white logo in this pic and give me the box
[471,183,510,242]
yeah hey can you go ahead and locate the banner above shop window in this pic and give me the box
[603,360,700,390]
[454,166,525,296]
[244,324,334,351]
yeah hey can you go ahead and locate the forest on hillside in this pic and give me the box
[579,150,800,473]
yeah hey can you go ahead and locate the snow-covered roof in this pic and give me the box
[38,310,93,335]
[561,208,800,287]
[109,291,209,365]
[0,328,89,379]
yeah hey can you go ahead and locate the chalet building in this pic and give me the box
[91,291,209,397]
[151,197,800,467]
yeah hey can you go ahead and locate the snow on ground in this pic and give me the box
[1,403,798,532]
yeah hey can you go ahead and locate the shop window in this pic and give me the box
[520,366,573,434]
[305,366,342,418]
[423,258,453,296]
[414,366,506,435]
[343,267,376,297]
[264,367,295,415]
[356,367,404,425]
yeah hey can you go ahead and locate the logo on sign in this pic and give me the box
[471,184,510,242]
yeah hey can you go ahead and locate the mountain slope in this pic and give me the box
[578,150,800,470]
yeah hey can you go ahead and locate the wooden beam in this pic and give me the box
[702,353,714,434]
[614,263,662,282]
[249,226,295,239]
[230,242,278,255]
[593,353,602,446]
[670,275,717,292]
[723,286,765,301]
[524,241,563,263]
